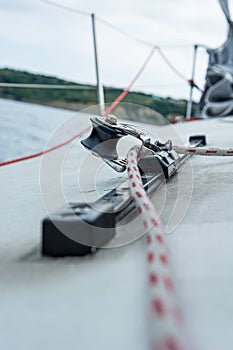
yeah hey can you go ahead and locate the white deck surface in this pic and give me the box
[1,116,233,350]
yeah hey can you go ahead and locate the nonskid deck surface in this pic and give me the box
[1,116,233,350]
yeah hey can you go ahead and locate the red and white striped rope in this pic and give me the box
[127,146,191,350]
[173,145,233,156]
[127,142,233,349]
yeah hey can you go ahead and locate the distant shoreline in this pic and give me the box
[0,67,196,121]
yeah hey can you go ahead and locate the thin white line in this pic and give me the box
[0,83,95,89]
[39,0,90,16]
[39,0,193,49]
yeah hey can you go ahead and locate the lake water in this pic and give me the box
[0,98,75,162]
[0,98,127,202]
[0,98,170,163]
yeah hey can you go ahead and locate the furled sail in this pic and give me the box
[198,0,233,117]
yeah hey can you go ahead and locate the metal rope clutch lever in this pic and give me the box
[81,115,149,172]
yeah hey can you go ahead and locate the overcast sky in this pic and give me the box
[0,0,232,100]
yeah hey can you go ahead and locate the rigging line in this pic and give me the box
[93,16,193,49]
[39,0,154,47]
[0,83,95,89]
[157,47,189,82]
[102,46,156,116]
[133,83,186,87]
[0,47,155,167]
[96,16,154,48]
[0,126,91,167]
[173,145,233,156]
[39,0,91,16]
[39,0,193,49]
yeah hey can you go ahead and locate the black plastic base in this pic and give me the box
[42,218,93,256]
[189,135,206,146]
[42,202,115,257]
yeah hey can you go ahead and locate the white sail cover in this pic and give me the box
[199,0,233,117]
